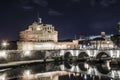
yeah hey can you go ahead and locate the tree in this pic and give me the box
[117,22,120,32]
[111,35,120,48]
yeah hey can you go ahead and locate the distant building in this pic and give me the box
[17,19,79,50]
[79,32,115,49]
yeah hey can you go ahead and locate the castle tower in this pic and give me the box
[17,19,58,50]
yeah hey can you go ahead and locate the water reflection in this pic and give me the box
[0,61,119,80]
[0,73,6,80]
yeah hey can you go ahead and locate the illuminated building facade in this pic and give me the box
[19,21,58,42]
[17,19,79,50]
[79,32,115,49]
[17,19,58,50]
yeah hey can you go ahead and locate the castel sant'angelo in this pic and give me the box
[17,18,79,50]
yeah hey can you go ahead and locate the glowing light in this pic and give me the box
[84,63,89,69]
[2,41,8,47]
[83,45,86,48]
[0,73,7,80]
[22,70,33,80]
[37,26,42,30]
[107,41,110,44]
[73,72,80,76]
[84,74,87,79]
[23,70,31,76]
[1,40,9,50]
[23,50,31,56]
[0,51,7,59]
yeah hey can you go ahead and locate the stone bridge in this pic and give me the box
[59,49,120,60]
[0,49,119,63]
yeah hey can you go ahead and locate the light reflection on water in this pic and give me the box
[0,62,119,80]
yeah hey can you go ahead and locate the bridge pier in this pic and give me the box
[61,56,64,61]
[72,56,77,62]
[104,60,111,70]
[111,58,119,65]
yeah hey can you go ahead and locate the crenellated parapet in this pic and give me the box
[19,22,58,42]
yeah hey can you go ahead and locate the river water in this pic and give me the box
[0,61,119,80]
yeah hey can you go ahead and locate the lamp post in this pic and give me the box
[1,40,9,50]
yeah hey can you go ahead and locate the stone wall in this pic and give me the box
[0,50,60,63]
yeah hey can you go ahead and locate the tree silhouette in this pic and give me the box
[117,22,120,33]
[111,35,120,48]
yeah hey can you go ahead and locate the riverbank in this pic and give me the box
[0,59,54,69]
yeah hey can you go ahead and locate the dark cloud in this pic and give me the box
[48,9,63,16]
[19,0,33,10]
[90,0,95,6]
[22,6,33,10]
[90,21,113,32]
[100,0,110,7]
[90,0,118,7]
[100,0,118,7]
[66,0,80,7]
[32,0,48,7]
[19,0,48,10]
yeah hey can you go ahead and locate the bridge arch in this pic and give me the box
[64,62,72,69]
[64,52,72,59]
[78,62,89,72]
[96,52,110,59]
[78,52,89,59]
[96,63,111,74]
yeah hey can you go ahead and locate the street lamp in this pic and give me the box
[1,40,9,50]
[0,51,7,59]
[23,50,31,57]
[22,70,32,80]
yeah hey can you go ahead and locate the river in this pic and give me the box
[0,61,119,80]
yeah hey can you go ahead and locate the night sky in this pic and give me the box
[0,0,120,40]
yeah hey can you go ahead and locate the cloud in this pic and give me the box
[90,0,96,6]
[32,0,48,7]
[100,0,110,7]
[19,0,48,10]
[89,0,118,7]
[65,0,80,7]
[90,21,112,32]
[48,9,63,16]
[100,0,118,7]
[22,6,33,10]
